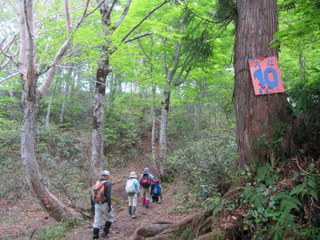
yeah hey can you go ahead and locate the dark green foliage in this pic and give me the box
[279,0,297,11]
[104,98,141,152]
[288,78,320,158]
[0,119,24,199]
[168,126,237,199]
[36,126,92,199]
[213,0,236,22]
[241,163,320,239]
[182,28,214,63]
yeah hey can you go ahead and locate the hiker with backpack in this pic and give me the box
[91,170,115,239]
[139,167,155,208]
[125,171,140,218]
[151,179,162,203]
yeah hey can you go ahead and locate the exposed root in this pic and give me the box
[130,209,244,240]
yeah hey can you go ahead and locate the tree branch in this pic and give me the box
[124,32,153,44]
[0,35,19,66]
[113,0,132,30]
[38,0,92,96]
[121,0,170,43]
[0,72,19,83]
[106,0,118,21]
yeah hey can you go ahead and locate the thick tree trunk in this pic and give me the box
[18,0,89,221]
[234,0,290,168]
[21,91,81,221]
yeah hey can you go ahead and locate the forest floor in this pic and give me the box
[0,160,189,240]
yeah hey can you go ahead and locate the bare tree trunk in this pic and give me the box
[59,77,72,124]
[18,0,90,221]
[21,90,81,221]
[151,86,158,170]
[45,81,57,127]
[90,0,135,180]
[91,58,109,181]
[159,90,171,178]
[194,102,200,137]
[234,0,290,168]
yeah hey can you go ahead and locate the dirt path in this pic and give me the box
[0,164,186,240]
[62,166,184,240]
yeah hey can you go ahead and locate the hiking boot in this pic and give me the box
[128,206,132,216]
[101,232,109,239]
[131,206,136,218]
[101,221,112,239]
[93,228,99,239]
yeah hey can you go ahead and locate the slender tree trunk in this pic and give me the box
[59,80,71,124]
[90,0,112,181]
[194,102,200,137]
[59,67,73,124]
[91,58,110,180]
[159,90,171,179]
[234,0,290,168]
[151,87,158,170]
[45,81,57,127]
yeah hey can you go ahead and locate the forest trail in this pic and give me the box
[62,162,185,240]
[0,162,187,240]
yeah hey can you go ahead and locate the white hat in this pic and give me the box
[101,170,110,176]
[129,172,137,178]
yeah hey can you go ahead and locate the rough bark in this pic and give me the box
[234,0,290,168]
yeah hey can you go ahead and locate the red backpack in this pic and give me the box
[140,174,151,188]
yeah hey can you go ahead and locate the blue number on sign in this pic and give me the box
[253,68,265,88]
[254,67,278,89]
[264,67,278,89]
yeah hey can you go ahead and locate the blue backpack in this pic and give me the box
[153,182,161,195]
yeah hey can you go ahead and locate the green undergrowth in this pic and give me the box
[240,163,320,240]
[33,219,82,240]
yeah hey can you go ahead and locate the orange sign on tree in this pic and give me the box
[248,56,285,95]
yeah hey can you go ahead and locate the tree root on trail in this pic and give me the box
[130,210,244,240]
[130,212,202,240]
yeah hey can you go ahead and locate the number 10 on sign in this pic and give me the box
[248,56,285,95]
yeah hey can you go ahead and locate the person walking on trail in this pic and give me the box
[91,170,115,239]
[151,179,162,203]
[139,167,154,208]
[125,171,140,218]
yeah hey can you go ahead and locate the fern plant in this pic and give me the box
[241,163,320,239]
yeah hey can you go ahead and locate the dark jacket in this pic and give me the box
[91,179,112,207]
